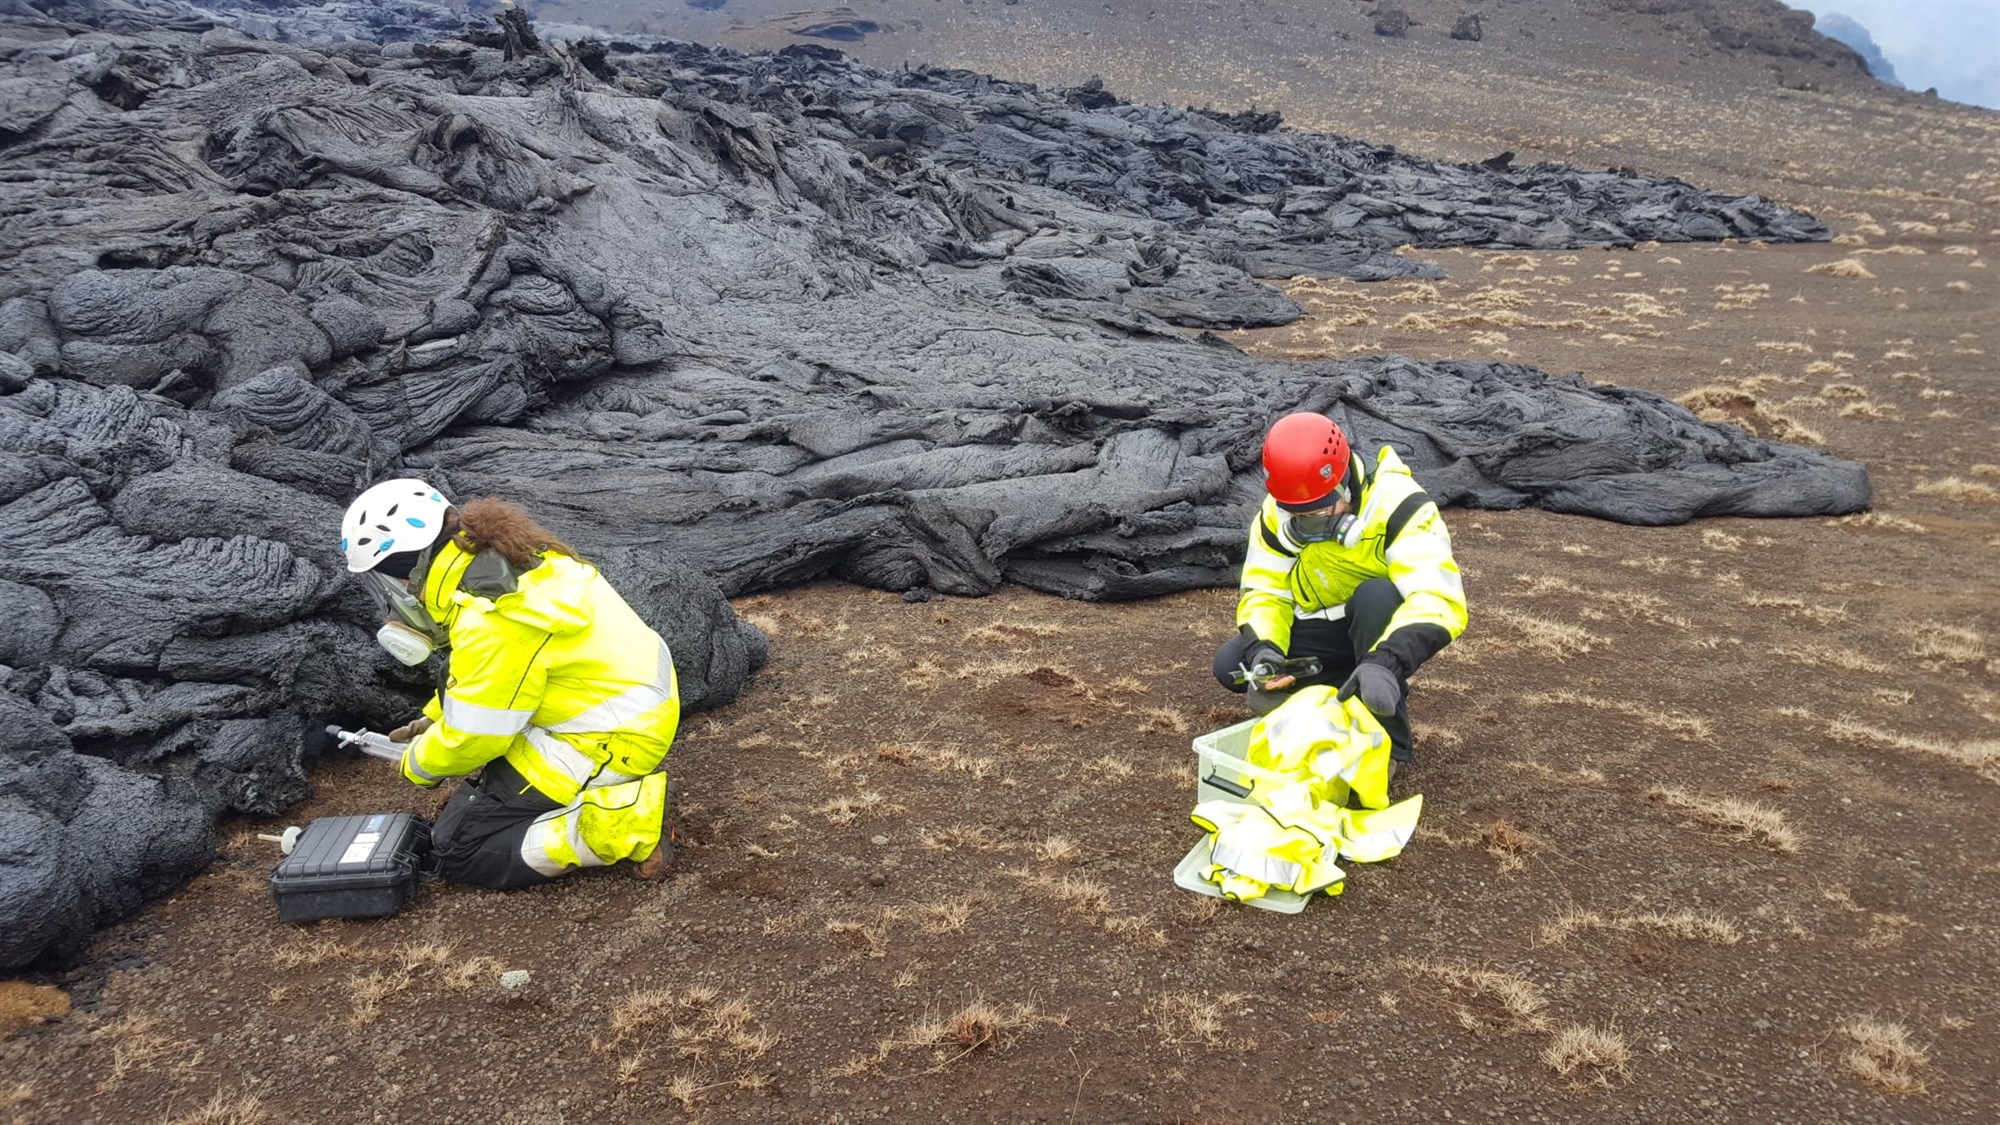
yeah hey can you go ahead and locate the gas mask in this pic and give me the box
[1284,482,1358,546]
[1288,510,1358,545]
[359,555,446,666]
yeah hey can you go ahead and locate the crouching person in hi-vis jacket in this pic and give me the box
[1213,413,1468,776]
[340,479,680,887]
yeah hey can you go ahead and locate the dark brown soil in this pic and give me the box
[5,3,1999,1122]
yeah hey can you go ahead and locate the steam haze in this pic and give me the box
[1788,0,2000,108]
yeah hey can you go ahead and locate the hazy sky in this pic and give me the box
[1787,1,2000,108]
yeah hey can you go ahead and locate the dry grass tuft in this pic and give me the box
[1905,625,1986,664]
[814,791,886,825]
[1823,718,2000,782]
[1401,959,1550,1035]
[1825,511,1926,535]
[1839,1017,1930,1094]
[608,987,778,1066]
[1527,690,1711,741]
[1543,1025,1631,1086]
[1647,786,1799,852]
[1090,754,1136,779]
[848,996,1055,1075]
[1740,592,1848,625]
[269,934,344,970]
[1137,707,1192,735]
[1805,258,1875,279]
[1913,477,1999,503]
[1769,643,1892,675]
[918,901,973,935]
[1539,907,1742,947]
[1151,991,1249,1048]
[1677,385,1823,445]
[1030,835,1078,863]
[91,1013,185,1091]
[164,1091,267,1125]
[443,955,505,992]
[1479,820,1540,873]
[1482,605,1606,659]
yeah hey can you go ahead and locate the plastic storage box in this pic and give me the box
[1183,718,1319,911]
[269,813,429,923]
[1172,836,1313,913]
[1193,718,1297,805]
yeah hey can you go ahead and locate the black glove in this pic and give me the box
[1243,639,1286,678]
[1337,661,1403,717]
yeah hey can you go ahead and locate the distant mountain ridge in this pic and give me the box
[1814,11,1902,88]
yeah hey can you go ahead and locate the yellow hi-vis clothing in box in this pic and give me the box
[1190,688,1422,904]
[1236,445,1467,667]
[402,540,680,877]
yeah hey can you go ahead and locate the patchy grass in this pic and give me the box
[1480,820,1542,874]
[1806,258,1875,279]
[1539,907,1742,946]
[1905,625,1986,664]
[1678,385,1824,444]
[90,1014,183,1091]
[1401,959,1550,1036]
[1823,718,2000,782]
[1150,991,1249,1049]
[1482,605,1607,659]
[1646,787,1800,852]
[1768,643,1892,675]
[1527,690,1712,741]
[1839,1017,1931,1094]
[1543,1025,1632,1086]
[832,997,1055,1077]
[1825,512,1926,534]
[1913,477,2000,503]
[164,1091,267,1125]
[1030,835,1079,863]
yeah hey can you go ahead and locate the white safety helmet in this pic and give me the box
[341,479,452,665]
[341,478,451,573]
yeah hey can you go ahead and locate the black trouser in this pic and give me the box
[1211,577,1414,761]
[430,756,563,890]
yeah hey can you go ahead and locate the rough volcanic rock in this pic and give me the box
[0,0,1862,967]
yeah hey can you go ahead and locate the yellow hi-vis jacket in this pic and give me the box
[402,539,680,876]
[1190,688,1422,904]
[1237,445,1467,671]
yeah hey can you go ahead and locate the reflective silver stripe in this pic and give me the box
[1296,603,1348,622]
[401,747,447,783]
[519,809,570,877]
[1348,819,1416,856]
[1311,748,1361,784]
[566,803,611,868]
[544,639,676,735]
[524,727,638,790]
[1210,840,1303,888]
[442,695,535,737]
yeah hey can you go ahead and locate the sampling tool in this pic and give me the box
[1230,655,1322,691]
[329,725,408,762]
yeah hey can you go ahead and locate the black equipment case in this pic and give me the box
[269,813,430,923]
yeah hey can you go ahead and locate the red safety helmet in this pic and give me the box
[1261,412,1352,512]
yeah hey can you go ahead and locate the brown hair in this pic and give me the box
[448,496,579,569]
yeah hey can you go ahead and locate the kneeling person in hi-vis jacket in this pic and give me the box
[1213,413,1468,775]
[340,479,680,887]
